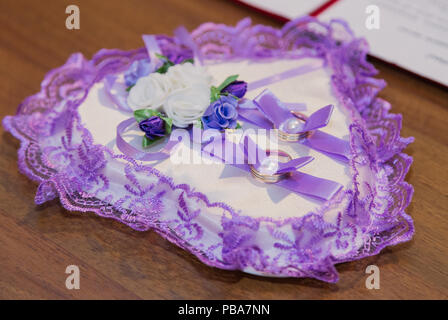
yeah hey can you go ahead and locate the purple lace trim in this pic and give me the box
[2,16,414,282]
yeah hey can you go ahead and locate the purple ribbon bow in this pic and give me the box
[238,89,350,162]
[203,135,342,201]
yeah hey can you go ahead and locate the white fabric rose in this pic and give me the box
[127,73,172,111]
[167,63,212,90]
[164,84,210,128]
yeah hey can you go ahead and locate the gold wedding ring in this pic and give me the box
[249,149,292,184]
[275,111,314,142]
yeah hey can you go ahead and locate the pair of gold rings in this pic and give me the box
[251,111,312,183]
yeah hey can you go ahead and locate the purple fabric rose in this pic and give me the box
[139,116,165,140]
[221,80,247,99]
[202,96,238,130]
[124,59,153,87]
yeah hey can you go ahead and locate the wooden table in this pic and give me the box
[0,0,447,300]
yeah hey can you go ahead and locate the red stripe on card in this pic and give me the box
[309,0,341,17]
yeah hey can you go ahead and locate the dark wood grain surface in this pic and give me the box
[0,0,447,300]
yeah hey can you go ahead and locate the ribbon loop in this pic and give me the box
[253,89,292,128]
[238,89,350,162]
[276,156,314,174]
[302,104,333,132]
[142,34,162,59]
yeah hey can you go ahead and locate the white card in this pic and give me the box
[237,0,448,87]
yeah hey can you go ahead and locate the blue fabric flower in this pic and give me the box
[201,96,238,130]
[139,116,165,140]
[124,59,153,87]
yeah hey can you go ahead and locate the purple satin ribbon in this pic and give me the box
[142,35,164,71]
[142,34,162,59]
[238,89,350,162]
[173,26,202,65]
[203,135,342,201]
[104,75,134,112]
[247,63,322,92]
[116,118,178,161]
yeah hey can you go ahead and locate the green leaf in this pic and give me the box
[156,62,171,74]
[155,53,170,61]
[142,135,168,148]
[142,135,155,148]
[235,122,242,129]
[210,86,220,103]
[182,58,194,64]
[126,84,135,92]
[154,50,174,73]
[154,54,191,73]
[216,74,239,92]
[222,92,240,100]
[157,60,175,74]
[160,116,173,135]
[134,109,160,123]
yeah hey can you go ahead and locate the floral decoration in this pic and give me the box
[126,55,246,142]
[127,58,212,128]
[201,75,246,130]
[134,109,172,147]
